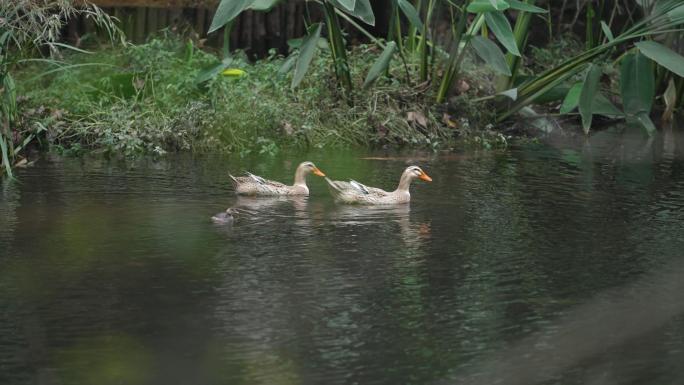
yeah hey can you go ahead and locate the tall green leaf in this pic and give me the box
[397,0,423,30]
[364,41,397,88]
[471,35,511,76]
[579,64,602,134]
[620,51,654,116]
[635,41,684,78]
[485,11,521,56]
[292,23,323,89]
[467,0,510,12]
[208,0,254,33]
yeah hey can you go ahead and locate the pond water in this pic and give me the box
[1,126,684,385]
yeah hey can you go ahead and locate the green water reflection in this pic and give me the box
[1,125,684,385]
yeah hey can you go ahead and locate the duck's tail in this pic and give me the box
[324,177,342,195]
[228,173,240,189]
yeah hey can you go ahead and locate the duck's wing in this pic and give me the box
[244,172,286,187]
[245,172,267,184]
[349,180,370,195]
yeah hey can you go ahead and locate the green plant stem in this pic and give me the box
[323,1,352,94]
[418,0,435,81]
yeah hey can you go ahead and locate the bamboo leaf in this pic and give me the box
[579,64,602,134]
[397,0,423,30]
[635,40,684,78]
[485,11,521,56]
[507,0,547,13]
[467,0,510,13]
[560,82,582,114]
[620,51,654,116]
[471,35,512,76]
[292,23,323,89]
[364,41,397,88]
[209,0,254,33]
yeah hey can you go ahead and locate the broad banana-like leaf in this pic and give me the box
[621,51,655,134]
[636,40,684,78]
[620,51,654,115]
[292,23,323,89]
[364,41,397,88]
[485,11,520,56]
[209,0,254,33]
[471,35,511,76]
[249,0,281,11]
[334,0,356,12]
[351,0,375,26]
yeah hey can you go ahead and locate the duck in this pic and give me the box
[325,165,432,205]
[229,161,326,196]
[211,208,239,224]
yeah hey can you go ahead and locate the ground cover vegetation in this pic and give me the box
[3,0,684,177]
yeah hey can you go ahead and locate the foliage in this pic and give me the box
[497,0,684,135]
[0,0,120,177]
[17,37,476,158]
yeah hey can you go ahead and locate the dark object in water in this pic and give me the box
[211,208,238,224]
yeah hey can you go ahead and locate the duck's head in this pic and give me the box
[298,161,326,177]
[405,166,432,182]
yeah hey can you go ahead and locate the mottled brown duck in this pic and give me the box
[229,161,325,196]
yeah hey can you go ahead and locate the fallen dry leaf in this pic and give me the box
[407,111,428,127]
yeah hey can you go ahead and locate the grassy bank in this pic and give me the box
[15,35,503,159]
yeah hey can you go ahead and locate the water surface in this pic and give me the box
[1,126,684,385]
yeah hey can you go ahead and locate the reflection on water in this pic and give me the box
[1,125,684,385]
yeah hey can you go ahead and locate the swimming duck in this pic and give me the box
[229,161,326,196]
[325,166,432,205]
[211,208,239,224]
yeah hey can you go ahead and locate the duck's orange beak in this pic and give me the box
[419,171,432,182]
[313,167,326,177]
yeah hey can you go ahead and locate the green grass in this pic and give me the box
[15,35,500,158]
